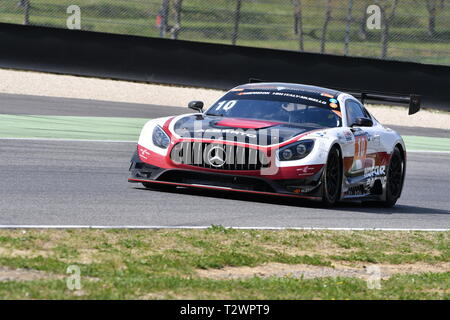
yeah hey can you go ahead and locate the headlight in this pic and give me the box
[281,148,293,160]
[278,139,314,161]
[296,144,307,155]
[152,125,170,149]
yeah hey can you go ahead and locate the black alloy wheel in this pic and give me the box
[321,146,342,206]
[382,147,404,207]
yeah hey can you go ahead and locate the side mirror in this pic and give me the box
[188,101,204,112]
[352,117,373,127]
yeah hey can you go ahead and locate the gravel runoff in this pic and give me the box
[1,68,449,130]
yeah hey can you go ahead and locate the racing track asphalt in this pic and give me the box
[0,139,449,229]
[1,93,449,138]
[0,93,449,229]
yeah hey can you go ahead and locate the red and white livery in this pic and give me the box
[129,82,420,207]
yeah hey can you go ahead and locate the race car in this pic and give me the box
[128,82,420,207]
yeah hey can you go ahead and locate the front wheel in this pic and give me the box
[381,147,404,207]
[321,146,342,206]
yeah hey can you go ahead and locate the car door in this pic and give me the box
[358,104,388,180]
[345,99,374,177]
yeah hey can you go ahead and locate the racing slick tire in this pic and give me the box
[381,146,404,208]
[321,146,342,207]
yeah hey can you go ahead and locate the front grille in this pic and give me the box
[170,142,270,171]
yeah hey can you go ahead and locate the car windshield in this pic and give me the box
[205,89,342,128]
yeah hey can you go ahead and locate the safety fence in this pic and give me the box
[1,22,448,110]
[1,0,449,66]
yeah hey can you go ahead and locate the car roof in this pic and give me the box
[234,82,343,98]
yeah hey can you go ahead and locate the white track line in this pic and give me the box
[0,137,135,143]
[408,150,450,154]
[0,225,447,231]
[0,137,449,153]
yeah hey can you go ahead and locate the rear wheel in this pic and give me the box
[142,181,175,191]
[382,147,404,207]
[321,146,342,206]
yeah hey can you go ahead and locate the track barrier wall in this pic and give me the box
[0,23,448,110]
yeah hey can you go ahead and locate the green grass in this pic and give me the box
[0,228,448,299]
[1,274,449,299]
[0,114,149,141]
[0,0,449,65]
[1,114,449,152]
[403,136,450,152]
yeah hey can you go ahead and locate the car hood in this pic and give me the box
[172,115,322,146]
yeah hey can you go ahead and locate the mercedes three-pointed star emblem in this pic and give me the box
[207,145,226,167]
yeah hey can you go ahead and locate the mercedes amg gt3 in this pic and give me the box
[129,82,420,207]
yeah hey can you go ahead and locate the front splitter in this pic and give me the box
[128,178,321,200]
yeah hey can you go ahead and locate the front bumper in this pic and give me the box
[128,150,324,200]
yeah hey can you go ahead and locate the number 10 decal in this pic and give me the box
[215,100,237,112]
[355,135,368,160]
[351,134,368,172]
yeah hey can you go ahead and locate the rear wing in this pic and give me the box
[346,91,421,115]
[246,78,421,115]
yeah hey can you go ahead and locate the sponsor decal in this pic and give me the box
[138,147,151,160]
[271,92,327,104]
[247,85,324,95]
[353,129,368,137]
[193,128,257,139]
[296,165,320,176]
[367,134,381,146]
[353,134,368,171]
[235,91,328,105]
[329,98,338,103]
[329,102,338,109]
[321,93,334,98]
[344,131,353,142]
[244,85,279,90]
[337,132,350,143]
[364,165,386,178]
[237,91,271,96]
